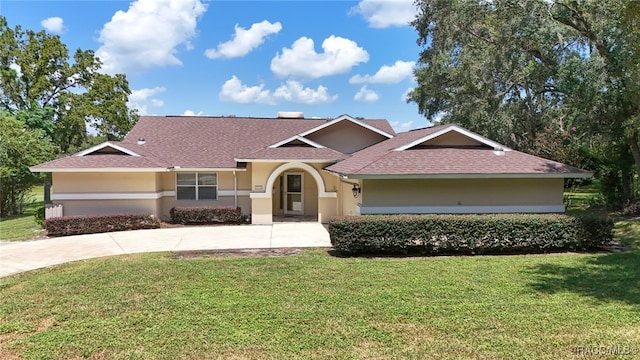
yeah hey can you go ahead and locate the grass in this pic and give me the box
[1,182,639,358]
[0,187,45,241]
[1,247,640,359]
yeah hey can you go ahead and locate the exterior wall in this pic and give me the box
[53,172,158,193]
[158,169,252,220]
[339,180,362,216]
[52,172,161,217]
[52,170,254,221]
[306,120,388,154]
[57,199,158,217]
[360,178,564,213]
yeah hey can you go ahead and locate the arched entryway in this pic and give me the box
[272,169,318,222]
[250,162,337,224]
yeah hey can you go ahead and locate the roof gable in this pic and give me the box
[269,135,326,149]
[75,142,141,157]
[394,125,508,151]
[299,114,394,139]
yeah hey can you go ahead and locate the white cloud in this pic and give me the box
[41,17,64,33]
[128,86,166,115]
[350,60,415,84]
[183,109,204,116]
[350,0,416,28]
[274,80,337,105]
[205,20,282,59]
[389,120,416,132]
[219,76,275,104]
[354,85,380,103]
[219,76,337,105]
[9,63,22,77]
[270,35,369,79]
[96,0,207,74]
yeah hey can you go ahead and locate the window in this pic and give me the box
[176,172,217,200]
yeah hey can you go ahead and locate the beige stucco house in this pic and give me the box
[31,114,590,224]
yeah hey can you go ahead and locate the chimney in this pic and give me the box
[277,111,304,119]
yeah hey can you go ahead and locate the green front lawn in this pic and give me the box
[0,186,45,241]
[1,243,639,359]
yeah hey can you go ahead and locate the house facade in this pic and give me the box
[31,114,591,224]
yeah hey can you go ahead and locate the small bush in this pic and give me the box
[328,214,614,256]
[170,206,243,224]
[46,213,160,237]
[34,206,45,227]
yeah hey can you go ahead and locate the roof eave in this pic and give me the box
[234,158,341,163]
[338,172,594,179]
[30,167,168,173]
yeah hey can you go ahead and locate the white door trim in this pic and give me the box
[284,172,304,215]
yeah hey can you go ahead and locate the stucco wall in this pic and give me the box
[361,178,564,211]
[306,120,388,154]
[53,172,158,193]
[57,199,158,217]
[339,180,362,216]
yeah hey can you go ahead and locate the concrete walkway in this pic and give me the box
[0,223,331,278]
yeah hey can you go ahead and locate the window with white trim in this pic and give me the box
[176,172,217,200]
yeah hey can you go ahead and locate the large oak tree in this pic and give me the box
[0,16,138,153]
[409,0,640,206]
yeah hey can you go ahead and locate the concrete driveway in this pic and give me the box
[0,223,331,278]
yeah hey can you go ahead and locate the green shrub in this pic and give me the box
[34,206,45,227]
[328,214,614,256]
[170,206,243,224]
[46,214,160,237]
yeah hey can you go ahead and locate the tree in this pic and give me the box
[0,112,55,217]
[0,16,138,153]
[409,0,640,206]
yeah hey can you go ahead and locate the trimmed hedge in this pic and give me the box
[46,214,160,237]
[328,214,614,256]
[170,206,243,224]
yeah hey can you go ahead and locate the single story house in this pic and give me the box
[31,113,591,224]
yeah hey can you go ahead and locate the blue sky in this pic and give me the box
[2,0,428,132]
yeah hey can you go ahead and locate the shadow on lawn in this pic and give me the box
[528,250,640,305]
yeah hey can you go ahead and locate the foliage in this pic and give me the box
[328,214,613,256]
[0,16,138,153]
[622,203,640,218]
[1,248,639,359]
[45,213,160,236]
[170,206,244,224]
[0,186,44,240]
[0,112,54,217]
[409,0,640,206]
[33,206,45,227]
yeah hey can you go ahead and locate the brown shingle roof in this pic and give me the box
[31,115,392,170]
[326,126,589,177]
[240,147,347,161]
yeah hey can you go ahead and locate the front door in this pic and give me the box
[284,172,303,215]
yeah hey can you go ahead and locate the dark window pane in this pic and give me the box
[177,173,196,186]
[198,173,217,186]
[177,186,196,200]
[287,174,302,192]
[199,187,217,200]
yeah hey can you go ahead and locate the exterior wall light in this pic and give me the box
[352,184,361,198]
